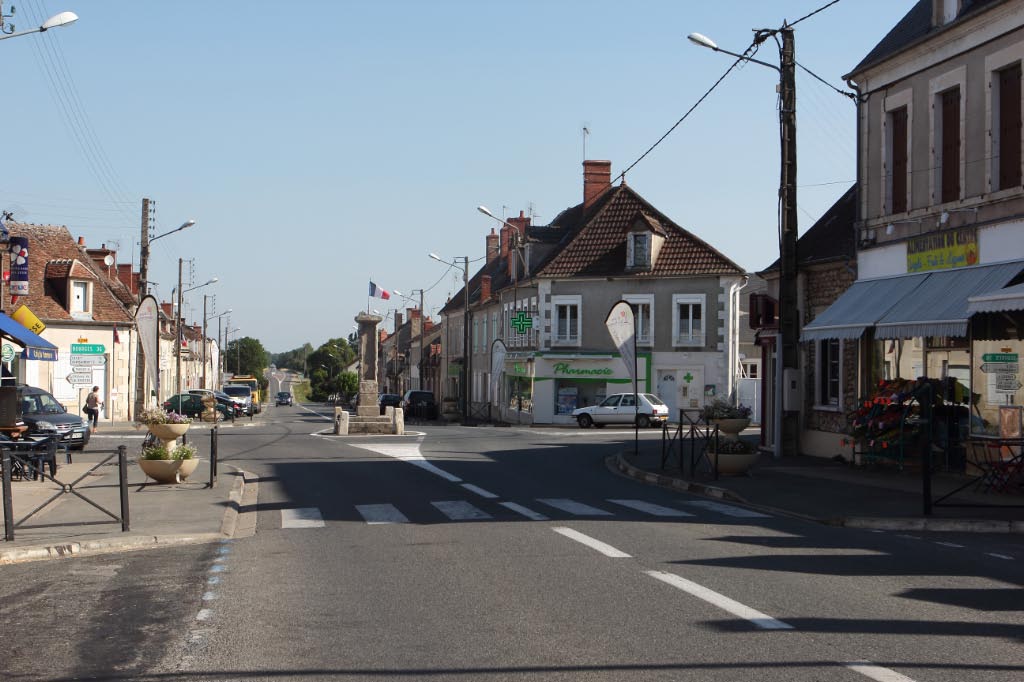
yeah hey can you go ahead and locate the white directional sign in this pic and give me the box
[71,354,107,368]
[995,374,1023,393]
[66,372,93,385]
[980,362,1019,373]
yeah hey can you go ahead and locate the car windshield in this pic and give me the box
[644,394,666,406]
[23,391,65,414]
[223,387,251,397]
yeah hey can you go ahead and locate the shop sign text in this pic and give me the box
[907,228,978,273]
[553,362,613,377]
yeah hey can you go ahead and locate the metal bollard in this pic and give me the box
[118,445,130,532]
[2,450,14,541]
[209,425,218,488]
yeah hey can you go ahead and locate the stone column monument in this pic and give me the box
[354,312,383,417]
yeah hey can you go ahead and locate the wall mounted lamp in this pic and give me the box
[938,207,978,226]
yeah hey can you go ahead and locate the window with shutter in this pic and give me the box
[890,107,908,213]
[999,63,1022,190]
[941,88,960,203]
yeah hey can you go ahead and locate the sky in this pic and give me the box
[2,0,915,353]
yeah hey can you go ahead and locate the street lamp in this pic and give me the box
[430,252,471,423]
[175,261,218,395]
[0,10,77,41]
[689,27,797,458]
[140,218,195,298]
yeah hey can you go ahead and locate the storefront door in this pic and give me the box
[678,366,705,414]
[657,370,678,421]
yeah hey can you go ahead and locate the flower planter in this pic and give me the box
[706,449,759,476]
[712,418,751,438]
[138,457,200,484]
[147,422,190,449]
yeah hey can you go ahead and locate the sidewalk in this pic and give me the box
[1,427,257,565]
[616,432,1024,534]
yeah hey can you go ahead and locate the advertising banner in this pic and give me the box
[605,301,637,385]
[12,304,45,334]
[9,237,29,296]
[489,339,507,401]
[135,295,160,399]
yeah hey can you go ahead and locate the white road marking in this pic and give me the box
[844,661,919,682]
[356,504,409,525]
[195,609,213,622]
[552,527,631,557]
[683,500,770,518]
[896,534,920,540]
[935,541,964,548]
[538,498,613,516]
[461,483,499,499]
[987,553,1014,560]
[645,570,793,630]
[432,500,492,521]
[499,502,549,521]
[280,507,325,528]
[352,442,462,482]
[202,592,217,601]
[607,499,694,517]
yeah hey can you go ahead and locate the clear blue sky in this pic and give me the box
[3,0,913,353]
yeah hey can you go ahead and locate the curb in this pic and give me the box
[0,467,258,566]
[613,453,1024,535]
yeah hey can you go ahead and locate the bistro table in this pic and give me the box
[966,438,1024,493]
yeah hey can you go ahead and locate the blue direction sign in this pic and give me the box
[70,343,105,355]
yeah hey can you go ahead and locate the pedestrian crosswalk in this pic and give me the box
[282,497,769,528]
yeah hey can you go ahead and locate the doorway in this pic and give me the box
[657,370,677,421]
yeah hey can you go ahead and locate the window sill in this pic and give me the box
[814,404,842,413]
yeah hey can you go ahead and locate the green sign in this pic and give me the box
[982,353,1019,363]
[71,343,105,355]
[553,362,613,377]
[1,344,13,362]
[510,311,533,334]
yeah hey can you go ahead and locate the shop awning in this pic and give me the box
[801,275,924,342]
[967,281,1024,315]
[874,261,1024,338]
[0,313,58,361]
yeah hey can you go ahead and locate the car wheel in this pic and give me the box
[636,414,651,428]
[577,414,593,429]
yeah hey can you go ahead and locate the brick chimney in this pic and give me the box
[486,228,499,263]
[160,302,173,318]
[410,308,422,338]
[583,159,612,209]
[424,319,434,333]
[481,274,491,302]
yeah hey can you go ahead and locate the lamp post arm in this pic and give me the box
[709,46,779,72]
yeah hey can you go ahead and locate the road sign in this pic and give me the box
[0,344,13,362]
[71,354,107,368]
[982,352,1018,363]
[995,374,1023,392]
[66,372,93,385]
[71,343,105,355]
[980,362,1019,373]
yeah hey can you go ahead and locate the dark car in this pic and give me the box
[378,393,401,415]
[190,389,243,418]
[164,393,231,421]
[276,391,293,406]
[17,385,90,450]
[401,390,437,420]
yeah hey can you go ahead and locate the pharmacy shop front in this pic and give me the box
[530,352,651,425]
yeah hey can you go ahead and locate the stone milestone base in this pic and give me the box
[357,380,380,417]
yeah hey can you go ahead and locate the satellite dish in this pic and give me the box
[103,255,115,266]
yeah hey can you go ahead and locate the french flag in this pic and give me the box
[368,281,391,300]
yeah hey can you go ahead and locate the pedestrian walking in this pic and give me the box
[85,385,103,433]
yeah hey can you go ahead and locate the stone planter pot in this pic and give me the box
[138,457,200,484]
[712,418,751,438]
[706,449,759,476]
[147,422,190,444]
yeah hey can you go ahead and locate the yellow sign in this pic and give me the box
[12,305,45,334]
[907,227,979,272]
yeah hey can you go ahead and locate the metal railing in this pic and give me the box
[661,409,719,480]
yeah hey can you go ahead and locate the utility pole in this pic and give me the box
[463,256,471,424]
[418,288,425,391]
[176,257,183,396]
[778,24,799,456]
[202,295,209,389]
[134,198,151,419]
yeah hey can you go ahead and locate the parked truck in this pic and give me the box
[225,375,262,413]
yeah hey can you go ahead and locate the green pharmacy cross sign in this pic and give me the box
[510,311,533,334]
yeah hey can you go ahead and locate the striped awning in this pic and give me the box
[967,281,1024,315]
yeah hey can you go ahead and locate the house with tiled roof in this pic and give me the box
[440,160,749,425]
[4,222,135,422]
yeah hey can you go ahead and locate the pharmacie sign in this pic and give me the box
[552,361,613,377]
[907,227,978,273]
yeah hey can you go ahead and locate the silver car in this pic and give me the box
[572,392,669,428]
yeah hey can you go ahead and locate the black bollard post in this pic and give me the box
[118,445,130,531]
[2,450,14,541]
[209,425,218,488]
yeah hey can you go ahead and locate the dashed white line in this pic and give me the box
[682,500,770,518]
[987,552,1014,560]
[645,570,793,630]
[538,498,613,516]
[195,609,213,622]
[499,502,549,521]
[281,507,325,528]
[934,541,964,548]
[356,504,409,525]
[461,483,499,499]
[432,500,492,520]
[607,499,694,517]
[844,660,918,682]
[552,527,631,558]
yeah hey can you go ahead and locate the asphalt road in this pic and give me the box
[2,402,1021,681]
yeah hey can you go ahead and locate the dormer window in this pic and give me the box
[629,233,651,269]
[70,280,92,319]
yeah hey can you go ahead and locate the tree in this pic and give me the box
[270,343,314,374]
[227,336,270,381]
[307,337,357,401]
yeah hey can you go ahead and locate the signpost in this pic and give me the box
[71,343,105,355]
[981,362,1019,373]
[66,371,92,385]
[982,353,1021,395]
[71,355,106,368]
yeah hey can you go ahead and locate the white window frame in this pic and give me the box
[70,280,91,315]
[815,338,843,410]
[672,293,705,348]
[626,232,651,269]
[551,295,582,347]
[623,293,654,346]
[881,88,913,217]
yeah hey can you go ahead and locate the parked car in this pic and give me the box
[572,392,669,428]
[401,390,438,419]
[276,391,293,406]
[378,393,402,415]
[17,385,90,450]
[164,393,231,421]
[221,385,254,415]
[190,389,243,418]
